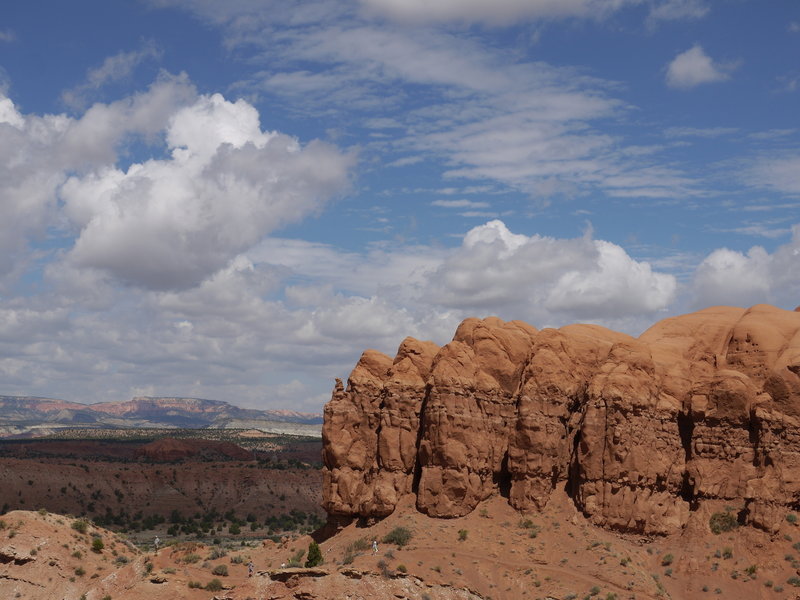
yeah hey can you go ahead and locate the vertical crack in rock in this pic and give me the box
[493,452,512,498]
[411,383,432,496]
[748,409,761,467]
[677,410,697,508]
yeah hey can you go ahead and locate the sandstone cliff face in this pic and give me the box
[322,304,800,535]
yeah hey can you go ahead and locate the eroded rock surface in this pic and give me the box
[322,304,800,534]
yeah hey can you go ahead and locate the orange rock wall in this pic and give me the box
[322,305,800,534]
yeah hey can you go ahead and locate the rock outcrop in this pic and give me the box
[322,304,800,535]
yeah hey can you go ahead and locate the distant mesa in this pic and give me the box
[0,395,323,438]
[322,304,800,535]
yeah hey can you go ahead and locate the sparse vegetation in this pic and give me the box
[72,519,89,534]
[211,564,228,576]
[661,553,673,566]
[458,529,468,541]
[205,578,223,591]
[709,511,738,534]
[383,526,413,547]
[91,537,105,553]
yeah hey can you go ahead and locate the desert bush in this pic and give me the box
[305,541,323,567]
[661,554,673,566]
[788,513,798,524]
[709,512,738,534]
[187,580,201,589]
[722,547,733,559]
[75,566,85,576]
[347,538,370,552]
[383,527,412,547]
[230,554,244,564]
[458,529,468,541]
[183,553,201,564]
[211,564,228,576]
[397,564,407,573]
[205,578,223,591]
[114,555,129,565]
[788,576,800,587]
[91,538,104,553]
[72,519,89,534]
[377,559,391,577]
[208,547,227,559]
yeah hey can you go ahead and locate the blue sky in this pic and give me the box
[1,0,798,410]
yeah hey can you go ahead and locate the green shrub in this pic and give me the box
[709,512,738,534]
[205,578,223,591]
[211,564,228,576]
[722,547,733,559]
[383,527,412,547]
[661,553,673,566]
[397,564,407,573]
[75,566,85,576]
[91,538,104,553]
[788,576,800,587]
[305,541,323,567]
[187,580,202,589]
[788,514,798,524]
[72,519,88,534]
[183,553,201,564]
[458,529,468,541]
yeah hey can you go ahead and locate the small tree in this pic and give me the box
[92,537,105,553]
[305,541,323,567]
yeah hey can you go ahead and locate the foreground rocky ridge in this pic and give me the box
[322,304,800,535]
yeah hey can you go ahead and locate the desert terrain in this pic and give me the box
[3,303,800,599]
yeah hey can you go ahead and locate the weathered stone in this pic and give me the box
[322,304,800,534]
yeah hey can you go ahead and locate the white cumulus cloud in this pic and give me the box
[425,220,677,324]
[665,45,733,89]
[60,92,354,290]
[691,225,800,308]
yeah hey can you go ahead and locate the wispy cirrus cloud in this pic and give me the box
[647,0,709,26]
[61,41,162,109]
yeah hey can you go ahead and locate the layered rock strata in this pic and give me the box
[322,305,800,534]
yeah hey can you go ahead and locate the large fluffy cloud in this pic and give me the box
[61,93,354,290]
[425,220,677,324]
[691,225,800,309]
[0,75,196,279]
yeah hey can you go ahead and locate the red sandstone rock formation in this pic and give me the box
[322,304,800,535]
